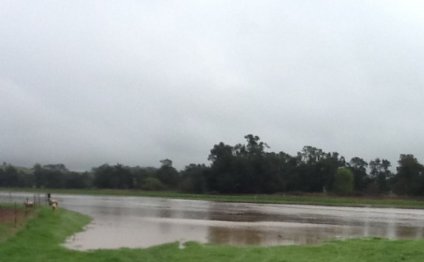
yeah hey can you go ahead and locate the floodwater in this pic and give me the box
[2,192,424,250]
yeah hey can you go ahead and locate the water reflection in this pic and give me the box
[1,192,424,250]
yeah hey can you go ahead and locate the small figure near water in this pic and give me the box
[23,197,34,208]
[51,201,58,210]
[47,193,59,210]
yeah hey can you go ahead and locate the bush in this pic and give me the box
[142,177,165,191]
[333,167,354,195]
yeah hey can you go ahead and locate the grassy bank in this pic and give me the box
[0,207,423,261]
[0,205,36,244]
[2,187,424,209]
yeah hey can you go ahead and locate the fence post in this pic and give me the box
[14,202,17,228]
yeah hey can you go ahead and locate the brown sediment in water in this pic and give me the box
[2,193,424,250]
[58,195,424,250]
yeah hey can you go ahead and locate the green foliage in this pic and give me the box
[368,158,392,194]
[207,135,292,194]
[0,164,33,188]
[93,164,133,189]
[348,157,368,192]
[3,134,424,196]
[156,160,179,188]
[333,168,354,195]
[294,148,345,193]
[179,164,208,193]
[0,206,36,243]
[142,177,165,191]
[393,154,424,196]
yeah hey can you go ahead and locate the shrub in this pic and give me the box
[333,167,354,195]
[142,177,165,191]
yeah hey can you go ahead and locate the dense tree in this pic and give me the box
[156,159,179,188]
[66,172,93,189]
[208,142,234,163]
[295,147,345,192]
[0,164,21,187]
[142,177,165,191]
[333,167,354,195]
[393,154,424,196]
[207,142,237,193]
[348,157,369,192]
[207,135,274,193]
[243,134,269,155]
[179,164,208,193]
[207,136,347,194]
[2,134,424,196]
[131,167,157,189]
[34,164,70,188]
[93,164,133,189]
[368,158,392,194]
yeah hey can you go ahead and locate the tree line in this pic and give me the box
[1,134,424,196]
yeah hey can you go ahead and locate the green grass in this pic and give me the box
[0,222,14,243]
[0,205,35,244]
[0,207,424,261]
[2,187,424,209]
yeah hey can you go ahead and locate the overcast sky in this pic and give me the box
[1,1,424,171]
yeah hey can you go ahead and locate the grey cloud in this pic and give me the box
[1,1,424,170]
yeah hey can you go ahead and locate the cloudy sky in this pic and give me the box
[1,1,424,170]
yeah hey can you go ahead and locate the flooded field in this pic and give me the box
[2,192,424,250]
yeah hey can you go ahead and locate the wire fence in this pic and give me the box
[0,191,47,227]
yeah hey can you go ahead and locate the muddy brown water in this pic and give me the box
[2,192,424,250]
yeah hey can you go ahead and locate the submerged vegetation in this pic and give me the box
[0,207,424,262]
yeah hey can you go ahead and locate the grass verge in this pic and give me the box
[2,187,424,209]
[0,207,423,261]
[0,205,36,243]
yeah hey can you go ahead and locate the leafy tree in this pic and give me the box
[0,164,21,187]
[208,142,234,162]
[142,177,165,191]
[114,164,133,189]
[333,167,354,195]
[348,157,369,192]
[210,135,275,193]
[319,152,346,192]
[131,166,157,189]
[33,163,70,188]
[156,159,179,188]
[207,142,236,193]
[243,134,269,156]
[208,135,297,194]
[93,164,133,189]
[297,146,326,164]
[179,164,209,193]
[393,154,424,195]
[7,133,424,196]
[65,172,93,188]
[295,147,345,192]
[93,164,113,188]
[368,158,392,194]
[281,153,302,192]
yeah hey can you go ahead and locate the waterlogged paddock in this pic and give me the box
[57,195,424,249]
[2,192,424,250]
